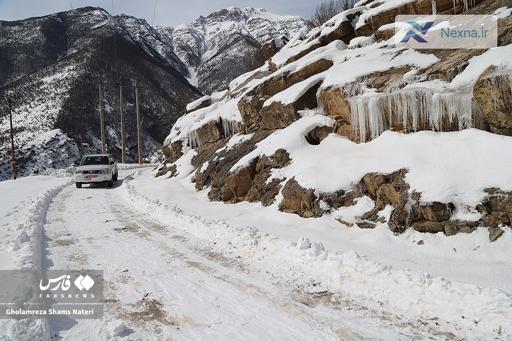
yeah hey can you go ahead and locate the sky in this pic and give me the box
[0,0,324,27]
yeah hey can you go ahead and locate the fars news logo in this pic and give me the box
[39,274,95,292]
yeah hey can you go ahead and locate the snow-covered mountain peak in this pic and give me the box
[157,6,306,93]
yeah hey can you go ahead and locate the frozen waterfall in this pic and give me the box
[349,89,473,142]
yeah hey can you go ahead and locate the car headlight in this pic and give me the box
[100,169,110,174]
[75,170,83,174]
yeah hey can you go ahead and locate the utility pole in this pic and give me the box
[98,83,106,153]
[135,83,142,165]
[7,96,17,179]
[119,83,125,163]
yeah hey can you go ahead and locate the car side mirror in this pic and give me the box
[110,160,115,165]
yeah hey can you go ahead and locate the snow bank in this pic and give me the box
[122,172,512,339]
[0,176,70,340]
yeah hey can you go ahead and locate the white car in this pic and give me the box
[74,154,118,188]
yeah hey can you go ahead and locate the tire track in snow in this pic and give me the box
[41,176,340,340]
[40,172,460,340]
[109,188,454,340]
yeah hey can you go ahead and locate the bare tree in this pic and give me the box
[306,0,357,29]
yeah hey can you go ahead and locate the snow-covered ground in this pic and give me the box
[0,168,511,340]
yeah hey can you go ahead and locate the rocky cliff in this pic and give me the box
[160,0,512,241]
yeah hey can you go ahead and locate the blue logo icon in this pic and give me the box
[400,21,434,43]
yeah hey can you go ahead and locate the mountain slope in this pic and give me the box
[160,0,512,243]
[0,7,201,180]
[158,7,306,94]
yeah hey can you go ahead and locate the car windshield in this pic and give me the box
[80,156,109,166]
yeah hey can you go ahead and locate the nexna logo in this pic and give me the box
[400,21,434,43]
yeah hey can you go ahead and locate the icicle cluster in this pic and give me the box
[349,89,473,142]
[187,118,243,149]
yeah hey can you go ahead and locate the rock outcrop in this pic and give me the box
[473,67,512,135]
[238,59,333,130]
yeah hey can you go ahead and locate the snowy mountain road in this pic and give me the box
[38,170,449,340]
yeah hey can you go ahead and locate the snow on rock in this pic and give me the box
[320,44,438,89]
[164,98,242,148]
[263,73,326,107]
[231,115,335,172]
[186,95,212,112]
[333,196,375,224]
[232,115,512,207]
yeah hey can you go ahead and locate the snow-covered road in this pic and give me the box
[39,170,444,340]
[1,169,511,340]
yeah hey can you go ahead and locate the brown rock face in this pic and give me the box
[155,163,177,178]
[319,20,356,45]
[190,129,289,208]
[305,126,332,145]
[162,140,183,163]
[190,120,223,147]
[489,226,505,242]
[246,149,291,206]
[238,59,332,131]
[261,37,288,60]
[362,173,388,198]
[473,67,512,136]
[279,178,323,218]
[412,221,445,233]
[224,160,258,201]
[284,43,322,66]
[318,86,359,141]
[288,59,333,85]
[194,131,270,195]
[419,202,453,222]
[259,80,322,130]
[479,189,512,228]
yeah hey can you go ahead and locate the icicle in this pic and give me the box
[349,89,473,143]
[187,118,242,149]
[463,0,468,12]
[188,129,201,149]
[220,118,242,139]
[431,0,437,15]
